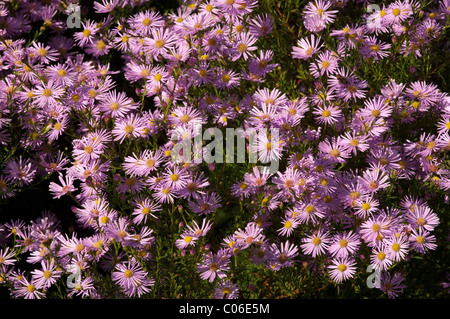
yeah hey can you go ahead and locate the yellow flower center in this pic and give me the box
[57,69,67,77]
[416,217,426,226]
[209,262,219,272]
[372,224,381,232]
[96,40,106,51]
[305,205,315,214]
[142,18,151,26]
[321,60,330,68]
[416,236,425,244]
[339,239,348,248]
[329,149,340,157]
[237,43,247,53]
[37,48,47,56]
[42,88,52,97]
[110,102,120,111]
[221,74,231,83]
[100,216,109,224]
[154,73,162,82]
[154,39,165,48]
[348,85,357,93]
[338,264,347,272]
[124,124,134,134]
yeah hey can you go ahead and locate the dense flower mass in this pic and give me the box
[0,0,449,300]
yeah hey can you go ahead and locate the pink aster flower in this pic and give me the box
[303,12,327,33]
[318,136,351,163]
[197,249,231,282]
[340,131,370,155]
[98,90,138,119]
[144,27,177,59]
[328,257,357,283]
[231,32,258,61]
[116,175,146,194]
[31,259,62,289]
[153,184,178,204]
[328,67,368,101]
[405,205,440,231]
[215,68,241,90]
[11,276,45,299]
[127,10,164,36]
[304,0,338,25]
[234,222,265,250]
[360,214,394,247]
[0,247,16,266]
[44,64,77,87]
[176,232,198,250]
[29,41,58,64]
[33,81,65,107]
[296,195,326,224]
[384,233,409,262]
[327,231,361,258]
[291,34,323,60]
[358,95,393,119]
[370,247,393,271]
[358,168,390,194]
[385,1,413,25]
[213,279,240,299]
[67,276,96,298]
[409,228,437,253]
[354,196,380,218]
[111,258,153,297]
[379,272,406,298]
[313,104,343,125]
[250,128,282,164]
[93,0,119,13]
[49,173,77,199]
[185,218,214,238]
[277,215,300,237]
[131,197,161,224]
[309,50,339,77]
[74,20,99,47]
[359,36,392,60]
[301,229,330,257]
[85,38,111,57]
[112,113,147,143]
[189,192,222,215]
[4,156,36,186]
[249,13,273,37]
[266,240,299,271]
[178,171,210,200]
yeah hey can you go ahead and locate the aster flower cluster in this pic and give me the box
[0,0,449,300]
